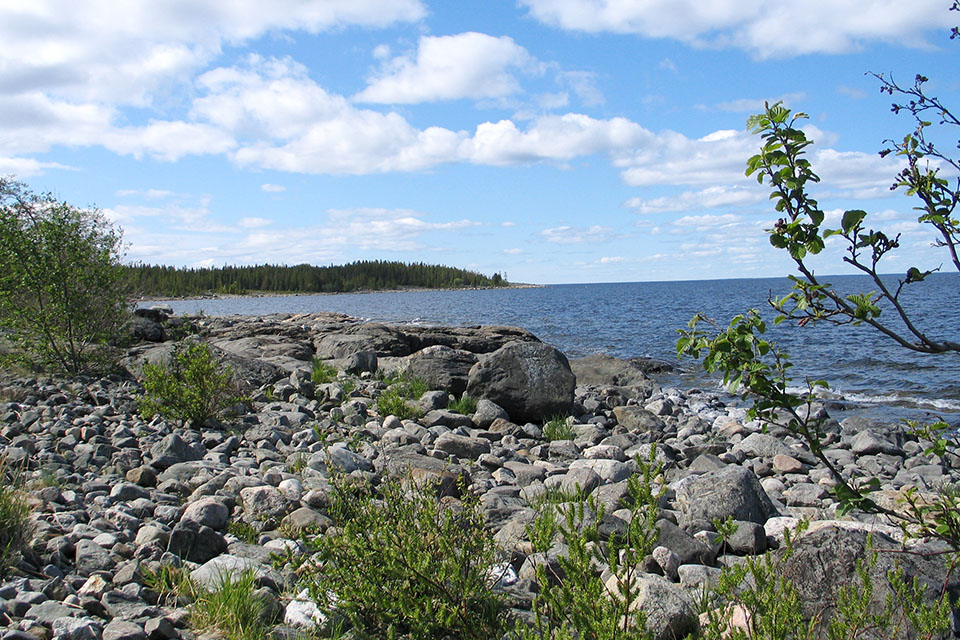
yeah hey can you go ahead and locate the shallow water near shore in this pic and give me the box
[142,273,960,426]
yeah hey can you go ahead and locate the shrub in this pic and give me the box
[139,340,246,426]
[0,459,31,578]
[0,178,129,373]
[517,450,665,639]
[303,474,506,640]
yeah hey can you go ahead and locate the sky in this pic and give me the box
[1,1,958,284]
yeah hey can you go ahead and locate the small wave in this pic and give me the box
[839,391,960,412]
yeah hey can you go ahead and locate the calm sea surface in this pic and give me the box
[143,274,960,425]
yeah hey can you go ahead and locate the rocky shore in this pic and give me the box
[1,311,958,640]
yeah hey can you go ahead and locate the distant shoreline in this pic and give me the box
[135,283,544,303]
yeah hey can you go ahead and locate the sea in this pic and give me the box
[141,273,960,427]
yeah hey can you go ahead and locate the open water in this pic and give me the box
[143,274,960,425]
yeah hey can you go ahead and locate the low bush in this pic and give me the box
[517,450,665,639]
[302,474,507,640]
[138,340,246,426]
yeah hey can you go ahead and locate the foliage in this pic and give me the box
[515,450,665,639]
[302,474,506,640]
[127,259,510,297]
[311,357,338,385]
[227,520,260,544]
[376,374,428,421]
[0,178,129,373]
[698,523,952,640]
[141,563,197,608]
[139,340,246,426]
[0,458,31,578]
[679,95,960,546]
[448,393,477,415]
[189,570,278,640]
[542,414,575,442]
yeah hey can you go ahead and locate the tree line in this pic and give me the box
[126,260,508,297]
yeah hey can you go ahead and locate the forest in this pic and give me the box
[126,260,508,297]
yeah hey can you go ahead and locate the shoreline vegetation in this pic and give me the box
[135,282,543,303]
[125,259,515,299]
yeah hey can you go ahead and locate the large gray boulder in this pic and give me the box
[673,465,780,528]
[781,524,960,639]
[466,341,575,423]
[405,345,478,396]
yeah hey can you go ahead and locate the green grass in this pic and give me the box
[448,393,477,415]
[190,570,278,640]
[311,357,338,385]
[542,414,574,441]
[376,373,429,420]
[141,563,197,608]
[227,521,260,544]
[0,459,31,578]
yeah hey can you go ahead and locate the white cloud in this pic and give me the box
[599,256,626,263]
[617,128,755,187]
[504,248,524,254]
[0,1,425,108]
[625,185,765,213]
[238,217,273,228]
[0,156,72,177]
[261,184,286,193]
[519,0,952,58]
[462,113,648,166]
[355,32,535,104]
[673,213,741,228]
[540,225,614,244]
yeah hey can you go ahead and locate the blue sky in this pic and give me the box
[2,1,958,284]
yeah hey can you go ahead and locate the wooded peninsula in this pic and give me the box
[126,260,508,297]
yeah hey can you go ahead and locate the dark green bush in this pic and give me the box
[139,340,245,425]
[303,475,506,639]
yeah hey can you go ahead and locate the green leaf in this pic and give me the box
[841,209,867,234]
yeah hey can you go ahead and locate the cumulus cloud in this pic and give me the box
[519,0,952,58]
[0,1,425,107]
[541,225,615,244]
[355,32,535,104]
[617,128,755,187]
[261,184,285,192]
[625,185,765,213]
[461,113,648,166]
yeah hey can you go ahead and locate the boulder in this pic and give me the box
[405,345,478,396]
[780,524,960,639]
[569,353,651,387]
[673,466,780,528]
[466,341,575,423]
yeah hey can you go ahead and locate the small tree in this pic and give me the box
[0,178,129,373]
[678,53,960,549]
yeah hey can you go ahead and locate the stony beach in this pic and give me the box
[1,310,957,640]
